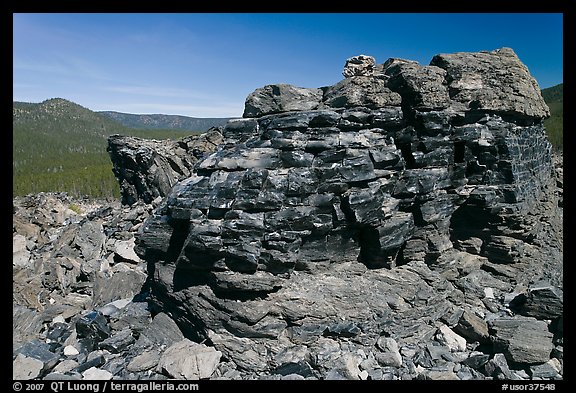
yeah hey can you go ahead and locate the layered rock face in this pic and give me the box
[131,48,563,379]
[107,129,223,205]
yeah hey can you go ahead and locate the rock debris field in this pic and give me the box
[13,48,562,381]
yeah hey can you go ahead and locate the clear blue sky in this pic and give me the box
[13,13,563,118]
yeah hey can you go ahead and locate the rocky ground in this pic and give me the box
[12,153,563,381]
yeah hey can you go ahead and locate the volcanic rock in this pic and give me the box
[13,47,562,381]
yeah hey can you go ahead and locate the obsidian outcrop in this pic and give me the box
[108,48,561,379]
[138,47,558,279]
[107,129,223,205]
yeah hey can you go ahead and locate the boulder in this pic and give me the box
[243,84,323,117]
[127,349,162,372]
[430,47,550,119]
[81,367,113,380]
[484,353,517,380]
[156,339,222,379]
[454,310,490,343]
[436,325,467,352]
[134,312,184,349]
[323,76,401,109]
[489,317,554,364]
[529,359,562,379]
[13,234,31,267]
[375,337,402,367]
[13,354,44,380]
[113,238,141,264]
[511,281,563,320]
[91,270,147,308]
[75,311,111,343]
[98,328,135,353]
[385,61,450,110]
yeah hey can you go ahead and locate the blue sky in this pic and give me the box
[13,13,563,118]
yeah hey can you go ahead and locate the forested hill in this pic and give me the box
[541,83,563,150]
[541,83,563,103]
[13,98,198,198]
[14,99,129,143]
[99,111,233,131]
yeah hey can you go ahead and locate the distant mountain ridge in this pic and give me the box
[99,111,234,132]
[13,98,199,198]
